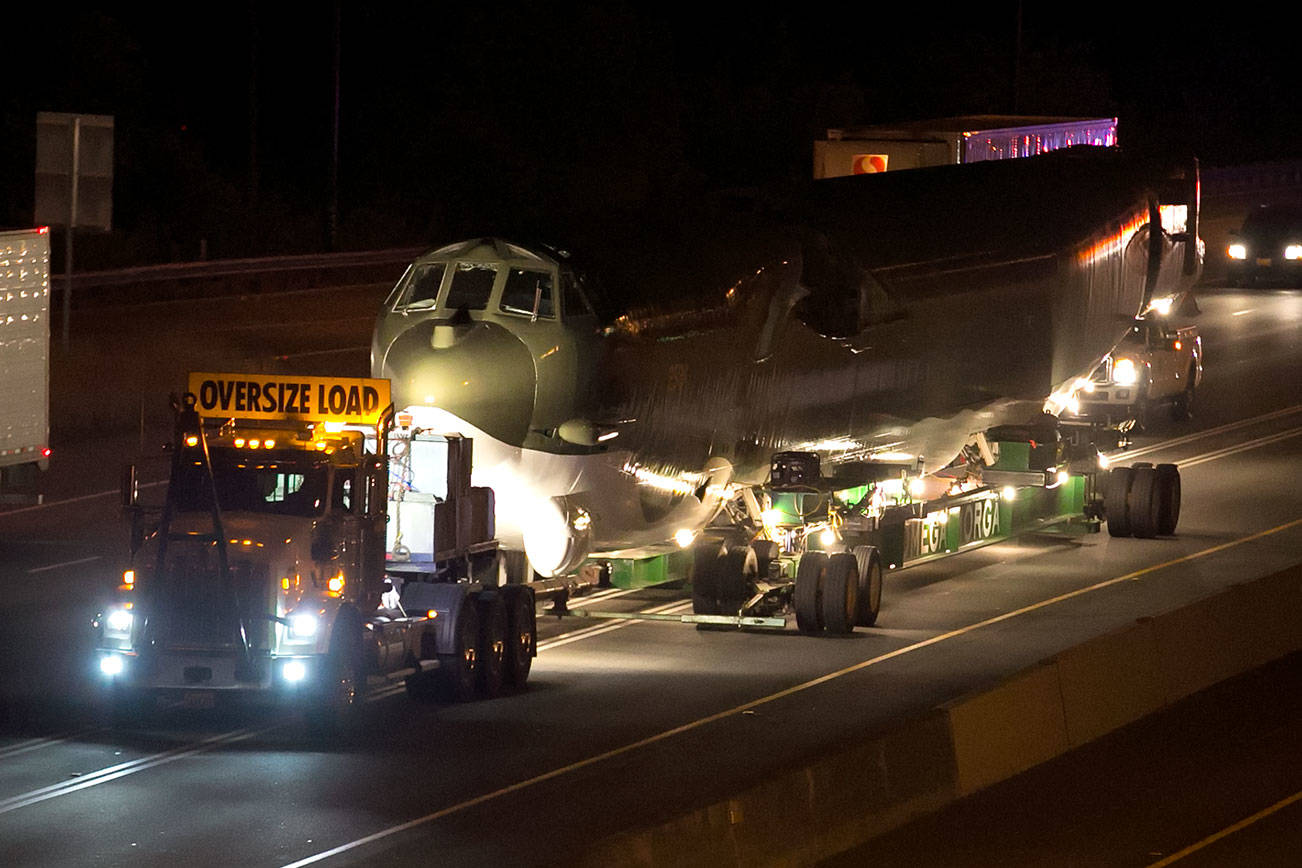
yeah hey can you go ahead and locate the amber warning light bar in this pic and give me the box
[187,372,391,425]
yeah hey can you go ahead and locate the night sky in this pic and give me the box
[3,4,1297,267]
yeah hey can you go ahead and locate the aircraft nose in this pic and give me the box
[380,319,536,445]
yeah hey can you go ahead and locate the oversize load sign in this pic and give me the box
[188,372,391,424]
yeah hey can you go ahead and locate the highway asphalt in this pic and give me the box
[0,283,1298,866]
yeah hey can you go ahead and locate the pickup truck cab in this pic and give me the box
[1075,317,1203,429]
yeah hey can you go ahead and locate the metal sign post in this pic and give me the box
[35,112,114,346]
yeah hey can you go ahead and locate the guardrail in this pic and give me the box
[55,246,426,306]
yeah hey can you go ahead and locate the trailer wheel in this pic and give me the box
[750,540,780,579]
[851,545,883,627]
[717,546,759,613]
[305,609,366,734]
[1155,463,1182,536]
[438,601,480,702]
[1128,465,1161,539]
[503,588,535,688]
[691,540,725,616]
[794,552,828,634]
[821,553,858,634]
[1105,466,1135,538]
[475,595,508,698]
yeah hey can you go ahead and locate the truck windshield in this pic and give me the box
[172,456,330,517]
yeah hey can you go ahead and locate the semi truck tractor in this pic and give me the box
[0,228,52,503]
[96,372,535,730]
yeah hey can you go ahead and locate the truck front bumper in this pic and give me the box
[96,647,325,704]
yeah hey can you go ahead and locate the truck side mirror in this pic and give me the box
[121,464,139,508]
[129,512,146,554]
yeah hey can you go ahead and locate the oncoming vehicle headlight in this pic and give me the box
[105,608,133,636]
[1227,243,1247,260]
[1112,357,1140,386]
[287,612,319,640]
[1285,244,1302,261]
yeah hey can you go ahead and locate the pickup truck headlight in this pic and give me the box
[1112,357,1140,386]
[287,612,319,640]
[1227,243,1247,260]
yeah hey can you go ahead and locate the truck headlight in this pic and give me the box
[1227,243,1247,260]
[105,608,133,637]
[287,612,319,640]
[1285,244,1302,261]
[1112,357,1139,386]
[100,654,125,677]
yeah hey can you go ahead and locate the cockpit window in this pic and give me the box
[394,262,446,309]
[500,268,555,318]
[444,262,498,311]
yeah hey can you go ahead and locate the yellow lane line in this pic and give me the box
[1146,789,1302,867]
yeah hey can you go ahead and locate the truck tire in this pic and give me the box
[475,594,508,699]
[1105,466,1135,538]
[1170,368,1196,422]
[503,587,535,687]
[1155,463,1182,536]
[750,540,780,579]
[717,546,758,612]
[305,609,366,734]
[851,545,883,627]
[438,601,480,702]
[794,552,828,634]
[691,540,725,616]
[1128,465,1161,539]
[821,552,858,635]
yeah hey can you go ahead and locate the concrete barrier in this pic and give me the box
[579,562,1302,866]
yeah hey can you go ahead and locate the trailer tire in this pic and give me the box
[691,541,725,616]
[503,587,535,687]
[1105,466,1135,537]
[717,546,758,612]
[794,552,828,634]
[852,545,883,627]
[750,540,780,578]
[821,553,858,635]
[1128,465,1161,539]
[438,601,480,702]
[475,595,508,699]
[305,608,366,734]
[1155,463,1181,536]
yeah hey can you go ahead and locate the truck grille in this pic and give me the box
[148,552,273,651]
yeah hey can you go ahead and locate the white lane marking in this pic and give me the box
[26,556,102,575]
[0,480,166,519]
[537,600,691,651]
[1179,427,1302,468]
[0,726,272,816]
[1108,404,1302,462]
[0,730,99,761]
[1231,309,1254,316]
[280,518,1302,868]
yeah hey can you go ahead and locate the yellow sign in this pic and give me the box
[187,372,391,424]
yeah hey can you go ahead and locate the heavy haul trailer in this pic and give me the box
[575,419,1180,634]
[95,372,535,730]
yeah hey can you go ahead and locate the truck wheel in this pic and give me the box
[305,610,366,734]
[851,545,883,627]
[717,546,758,613]
[1170,370,1196,422]
[1155,463,1182,536]
[691,541,725,616]
[1128,465,1161,539]
[821,552,858,635]
[1105,466,1135,538]
[750,540,780,579]
[475,595,507,699]
[794,552,827,634]
[438,601,480,702]
[503,588,535,687]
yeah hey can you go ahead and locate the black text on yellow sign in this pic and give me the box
[188,373,391,424]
